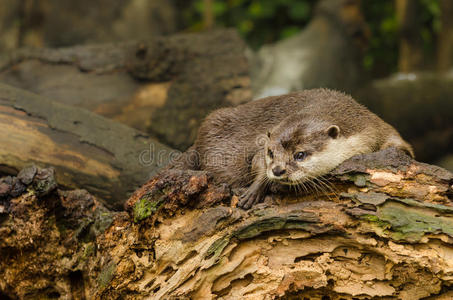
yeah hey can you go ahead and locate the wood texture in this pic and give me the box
[3,148,452,299]
[0,83,173,209]
[0,29,251,150]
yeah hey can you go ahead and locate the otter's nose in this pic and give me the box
[272,166,286,177]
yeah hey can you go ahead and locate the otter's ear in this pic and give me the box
[266,131,271,138]
[256,132,270,147]
[326,125,340,139]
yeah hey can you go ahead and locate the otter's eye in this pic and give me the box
[267,149,274,159]
[294,151,307,161]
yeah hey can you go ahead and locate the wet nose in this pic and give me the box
[272,166,286,177]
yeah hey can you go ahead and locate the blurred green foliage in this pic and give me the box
[182,0,441,77]
[184,0,317,49]
[363,0,440,76]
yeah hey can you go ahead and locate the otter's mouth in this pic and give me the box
[272,178,297,186]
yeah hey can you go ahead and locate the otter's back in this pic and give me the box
[194,89,392,186]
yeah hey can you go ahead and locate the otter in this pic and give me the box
[192,89,413,209]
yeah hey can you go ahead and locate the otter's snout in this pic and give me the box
[272,166,286,177]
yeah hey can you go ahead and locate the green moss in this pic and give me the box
[252,208,274,217]
[133,193,166,222]
[91,208,113,236]
[83,242,95,258]
[360,214,391,229]
[205,235,231,259]
[361,214,380,222]
[362,202,453,242]
[32,175,57,196]
[97,261,116,288]
[395,198,453,214]
[233,215,317,240]
[379,204,453,241]
[76,243,96,266]
[353,174,368,187]
[234,217,287,240]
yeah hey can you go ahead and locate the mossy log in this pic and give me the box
[1,148,453,299]
[0,29,251,150]
[0,83,172,209]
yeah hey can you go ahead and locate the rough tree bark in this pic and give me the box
[0,29,251,150]
[1,148,452,299]
[0,83,172,209]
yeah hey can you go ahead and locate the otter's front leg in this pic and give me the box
[238,151,267,209]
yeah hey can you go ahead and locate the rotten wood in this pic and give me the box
[1,148,453,299]
[0,83,173,209]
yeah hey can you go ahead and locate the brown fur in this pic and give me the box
[193,89,413,209]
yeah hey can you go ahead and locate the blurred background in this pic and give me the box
[0,0,452,173]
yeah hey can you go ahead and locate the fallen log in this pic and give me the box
[354,72,453,166]
[0,29,251,150]
[0,83,173,209]
[1,148,453,299]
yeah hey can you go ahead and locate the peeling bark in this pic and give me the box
[1,148,453,299]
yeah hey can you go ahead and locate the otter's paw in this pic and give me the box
[238,189,262,210]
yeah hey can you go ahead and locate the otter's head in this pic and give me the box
[264,118,347,185]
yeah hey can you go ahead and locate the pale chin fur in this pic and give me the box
[288,135,371,183]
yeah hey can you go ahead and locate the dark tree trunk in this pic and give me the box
[396,0,423,72]
[437,0,453,71]
[203,0,214,29]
